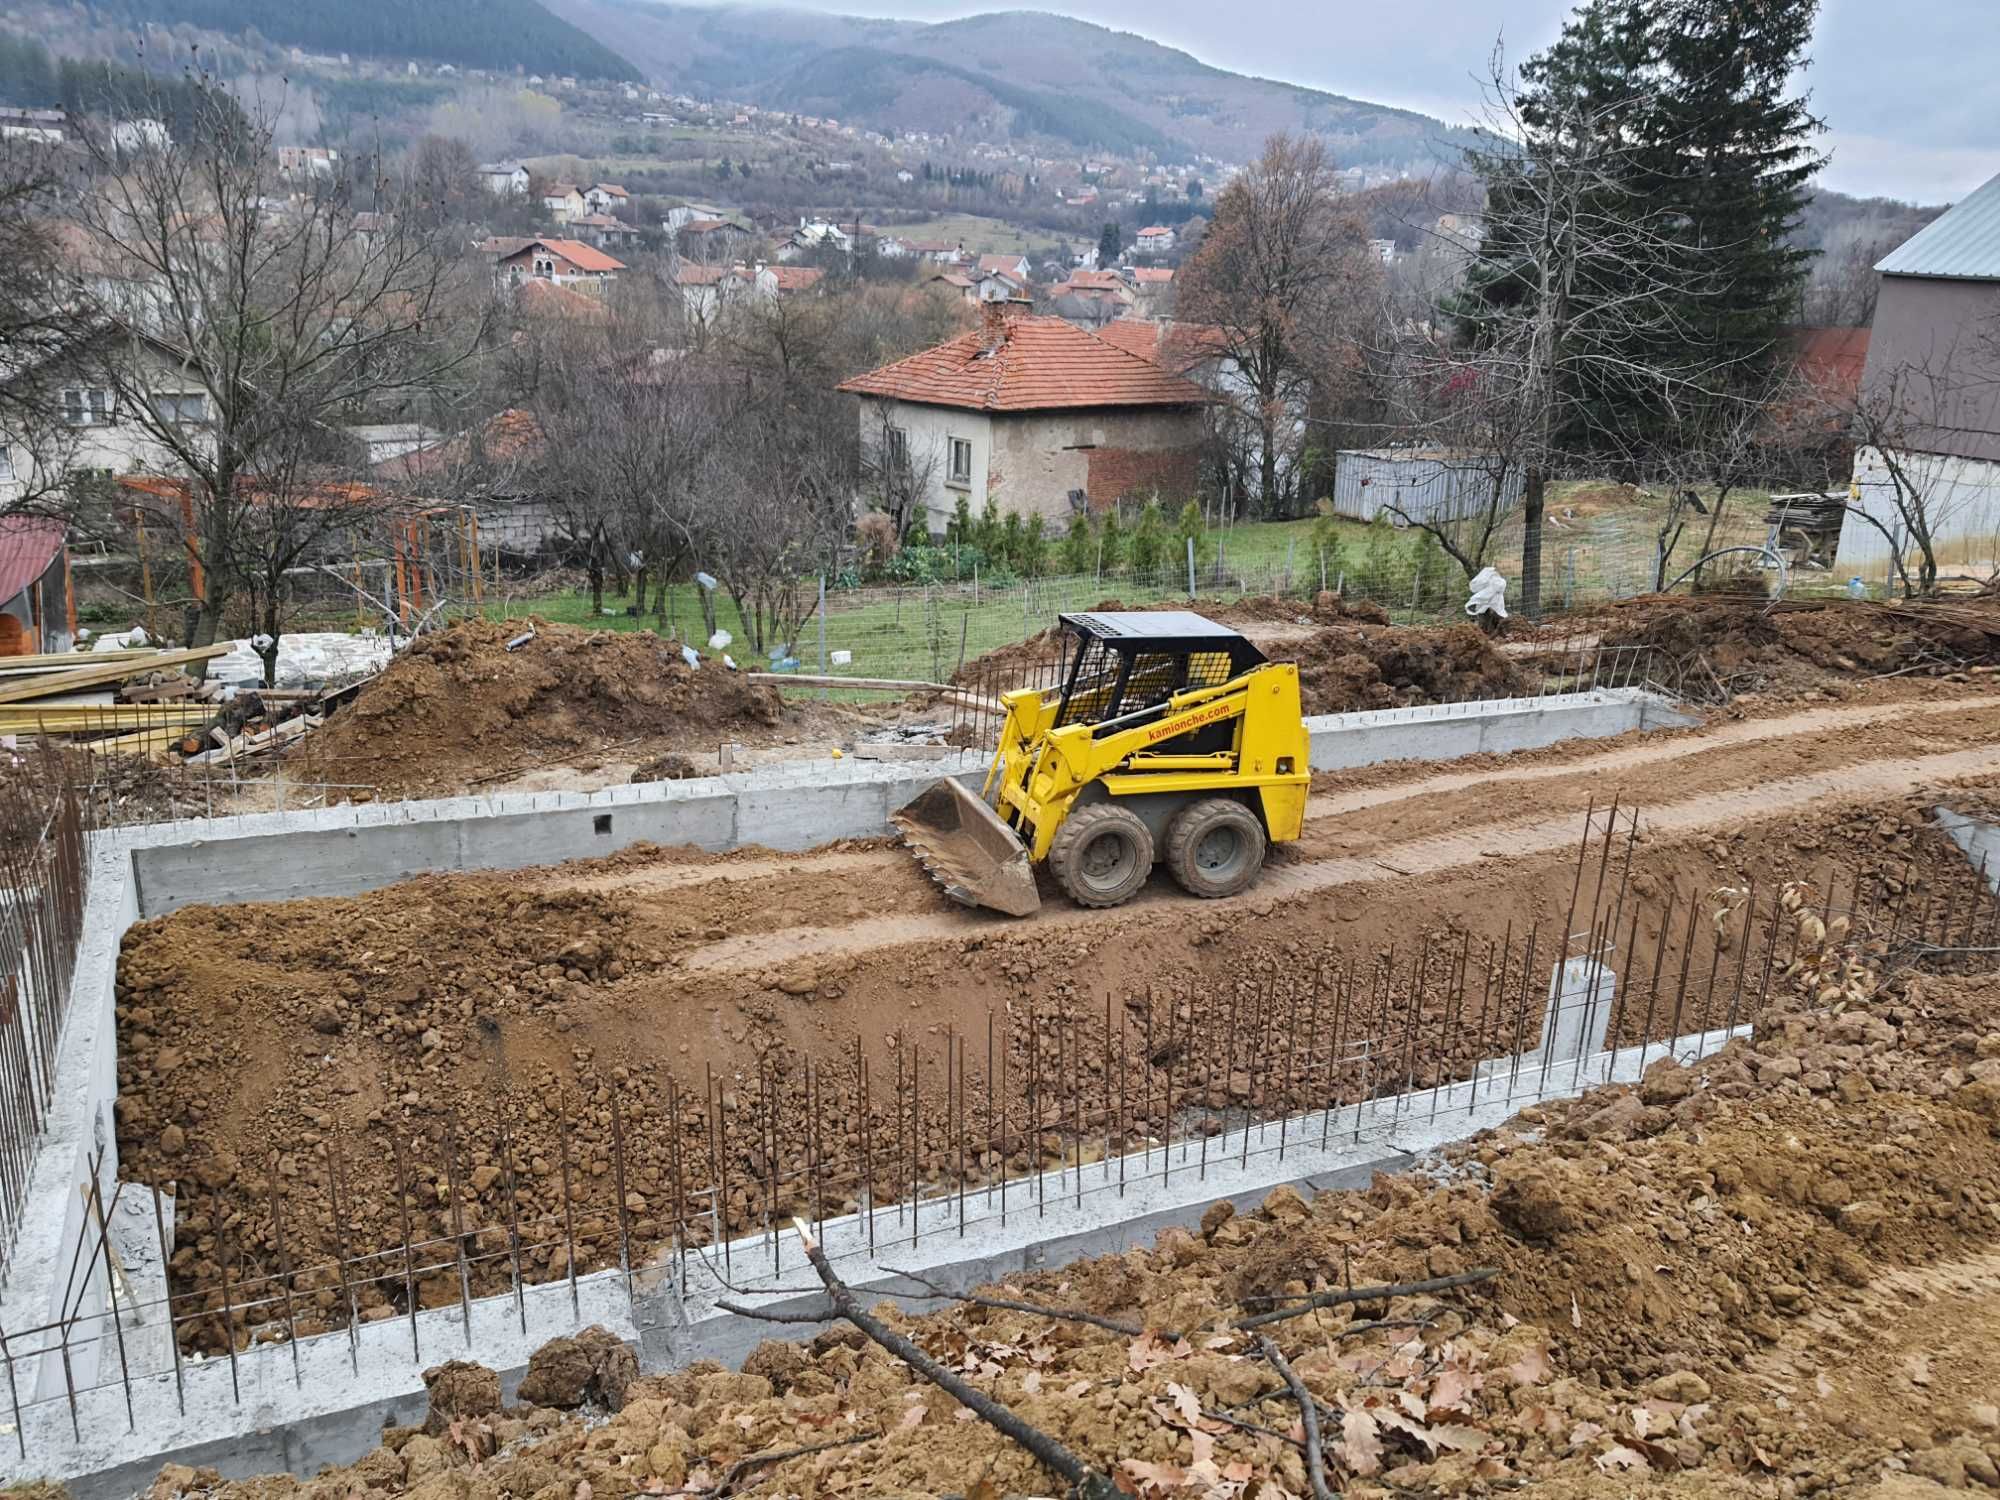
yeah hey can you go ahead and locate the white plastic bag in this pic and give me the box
[680,645,702,669]
[1465,566,1509,620]
[708,629,732,650]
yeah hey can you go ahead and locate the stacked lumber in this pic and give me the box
[0,644,236,757]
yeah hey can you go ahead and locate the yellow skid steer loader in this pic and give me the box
[894,611,1311,915]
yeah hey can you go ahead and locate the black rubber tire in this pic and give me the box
[1164,798,1267,899]
[1048,802,1155,909]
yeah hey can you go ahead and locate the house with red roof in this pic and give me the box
[0,515,73,655]
[491,238,626,295]
[837,301,1210,532]
[1134,225,1176,255]
[675,259,825,326]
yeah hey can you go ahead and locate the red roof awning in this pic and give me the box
[0,515,64,604]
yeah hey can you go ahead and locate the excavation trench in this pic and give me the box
[111,686,2000,1356]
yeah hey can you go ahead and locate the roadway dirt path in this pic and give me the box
[541,693,2000,978]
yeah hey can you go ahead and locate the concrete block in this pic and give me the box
[1935,806,2000,894]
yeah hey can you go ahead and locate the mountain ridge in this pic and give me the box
[562,0,1477,166]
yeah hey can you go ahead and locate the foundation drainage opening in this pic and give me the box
[594,813,613,835]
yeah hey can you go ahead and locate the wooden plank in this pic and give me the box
[0,707,217,731]
[0,644,231,706]
[0,649,162,675]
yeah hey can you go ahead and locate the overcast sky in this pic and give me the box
[752,0,1997,203]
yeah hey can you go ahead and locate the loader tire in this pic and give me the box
[1165,798,1267,899]
[1048,802,1154,909]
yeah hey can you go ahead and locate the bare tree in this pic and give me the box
[0,133,94,515]
[70,81,487,681]
[1178,133,1383,517]
[1438,51,1754,614]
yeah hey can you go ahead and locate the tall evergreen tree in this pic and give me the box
[1458,0,1822,468]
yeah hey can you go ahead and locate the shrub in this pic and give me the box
[1127,497,1168,575]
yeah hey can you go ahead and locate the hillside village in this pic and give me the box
[2,2,2000,1498]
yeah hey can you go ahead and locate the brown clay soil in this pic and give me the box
[142,945,2000,1500]
[295,620,793,799]
[1589,594,2000,703]
[113,672,2000,1353]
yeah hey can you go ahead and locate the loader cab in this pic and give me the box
[1051,612,1266,734]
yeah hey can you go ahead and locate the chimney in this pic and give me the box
[980,296,1029,350]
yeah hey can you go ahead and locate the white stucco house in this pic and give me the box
[837,301,1211,533]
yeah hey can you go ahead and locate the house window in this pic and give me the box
[0,445,13,482]
[62,388,113,425]
[948,436,974,488]
[154,392,208,425]
[884,425,909,470]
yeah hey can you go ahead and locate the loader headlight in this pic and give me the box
[1277,757,1295,775]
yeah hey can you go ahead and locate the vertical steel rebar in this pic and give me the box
[151,1182,190,1405]
[265,1155,303,1388]
[498,1116,528,1335]
[390,1132,421,1365]
[609,1088,635,1304]
[324,1129,361,1373]
[556,1099,581,1319]
[441,1114,476,1347]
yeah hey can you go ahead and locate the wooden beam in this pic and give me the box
[0,644,231,706]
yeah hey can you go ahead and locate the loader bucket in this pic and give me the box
[891,778,1041,917]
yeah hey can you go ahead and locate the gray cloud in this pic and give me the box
[727,0,1996,201]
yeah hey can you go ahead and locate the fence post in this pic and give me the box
[1186,537,1196,599]
[817,573,828,701]
[1285,537,1294,594]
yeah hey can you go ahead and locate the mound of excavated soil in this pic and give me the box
[1599,596,2000,701]
[1291,621,1528,714]
[301,620,786,798]
[143,937,2000,1500]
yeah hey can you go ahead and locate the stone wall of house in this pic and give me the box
[860,399,1203,534]
[989,407,1203,527]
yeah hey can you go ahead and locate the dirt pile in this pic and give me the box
[952,593,1396,687]
[1291,621,1528,714]
[1600,596,2000,701]
[299,620,787,798]
[150,953,2000,1500]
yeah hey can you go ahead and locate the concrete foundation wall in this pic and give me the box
[9,943,1745,1495]
[0,685,1697,1491]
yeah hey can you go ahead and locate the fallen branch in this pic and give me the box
[1258,1336,1334,1500]
[757,1221,1121,1500]
[1233,1268,1498,1331]
[880,1264,1145,1337]
[700,1432,878,1498]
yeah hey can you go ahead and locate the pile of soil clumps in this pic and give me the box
[144,941,2000,1500]
[1293,621,1528,714]
[301,620,785,798]
[1599,595,2000,701]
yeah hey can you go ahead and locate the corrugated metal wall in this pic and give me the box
[1328,450,1525,524]
[1839,446,2000,580]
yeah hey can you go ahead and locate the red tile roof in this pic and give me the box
[377,409,543,479]
[497,238,626,273]
[0,515,64,604]
[1137,225,1172,237]
[978,254,1027,274]
[1092,319,1230,375]
[768,265,823,292]
[1787,325,1871,403]
[837,313,1210,413]
[1134,267,1175,284]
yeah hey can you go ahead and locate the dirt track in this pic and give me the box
[603,692,2000,976]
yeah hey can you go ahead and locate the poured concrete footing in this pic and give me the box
[0,685,1698,1490]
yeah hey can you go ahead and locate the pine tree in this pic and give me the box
[1097,221,1122,265]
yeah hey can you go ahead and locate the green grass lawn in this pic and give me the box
[481,515,1438,691]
